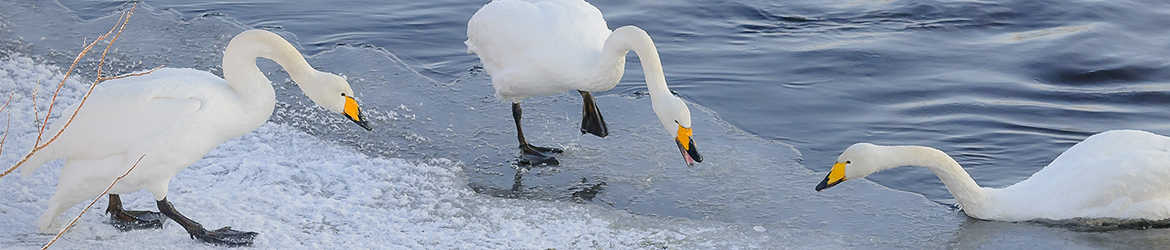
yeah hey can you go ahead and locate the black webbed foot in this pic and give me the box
[191,226,258,247]
[519,144,562,166]
[156,197,258,247]
[579,90,608,137]
[107,194,166,231]
[109,210,166,231]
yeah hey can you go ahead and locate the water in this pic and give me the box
[2,0,1170,248]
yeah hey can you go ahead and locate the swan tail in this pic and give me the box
[465,39,478,54]
[14,145,59,178]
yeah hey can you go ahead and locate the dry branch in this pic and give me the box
[0,92,14,160]
[0,4,149,179]
[40,154,145,250]
[0,4,159,248]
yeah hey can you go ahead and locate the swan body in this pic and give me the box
[466,0,702,166]
[466,0,615,101]
[15,30,369,239]
[816,130,1170,221]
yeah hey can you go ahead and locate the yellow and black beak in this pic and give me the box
[675,125,702,167]
[815,161,848,191]
[343,95,372,131]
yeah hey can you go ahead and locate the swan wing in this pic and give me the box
[1033,130,1170,178]
[20,68,214,176]
[466,0,612,100]
[1008,130,1170,219]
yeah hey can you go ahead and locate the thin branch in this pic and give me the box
[0,4,146,179]
[30,80,39,134]
[0,92,13,158]
[40,154,145,250]
[35,11,126,145]
[99,65,164,82]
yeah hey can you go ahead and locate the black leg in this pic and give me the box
[578,90,608,138]
[106,194,165,231]
[156,197,257,247]
[512,102,562,166]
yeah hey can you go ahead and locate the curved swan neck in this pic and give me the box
[881,146,988,206]
[221,30,318,108]
[598,26,672,98]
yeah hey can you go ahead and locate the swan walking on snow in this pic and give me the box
[816,130,1170,221]
[466,0,702,166]
[14,29,371,246]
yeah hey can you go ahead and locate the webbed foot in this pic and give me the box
[191,226,258,247]
[107,194,165,231]
[109,210,166,231]
[519,144,562,166]
[579,90,608,137]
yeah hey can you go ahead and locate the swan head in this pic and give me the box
[816,143,884,191]
[653,94,702,167]
[300,72,371,131]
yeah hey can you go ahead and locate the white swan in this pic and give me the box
[465,0,702,166]
[14,29,370,246]
[816,130,1170,221]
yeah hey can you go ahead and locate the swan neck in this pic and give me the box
[221,30,319,108]
[600,26,671,98]
[886,146,988,207]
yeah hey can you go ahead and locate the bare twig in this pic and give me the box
[34,11,126,146]
[100,65,164,82]
[0,92,14,158]
[40,154,145,250]
[30,79,39,133]
[0,4,146,179]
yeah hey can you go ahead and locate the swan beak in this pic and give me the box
[675,125,702,167]
[343,96,372,131]
[816,162,848,192]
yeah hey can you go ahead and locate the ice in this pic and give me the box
[0,54,843,249]
[0,3,841,249]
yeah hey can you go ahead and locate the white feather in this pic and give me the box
[830,130,1170,221]
[18,30,359,231]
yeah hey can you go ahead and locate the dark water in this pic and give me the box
[79,0,1170,203]
[21,0,1170,247]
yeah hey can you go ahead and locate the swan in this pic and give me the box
[815,130,1170,221]
[13,29,370,246]
[465,0,702,166]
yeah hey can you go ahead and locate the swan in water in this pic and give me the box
[465,0,702,166]
[14,29,370,246]
[816,130,1170,221]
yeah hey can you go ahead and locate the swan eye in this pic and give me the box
[341,93,347,97]
[846,161,851,164]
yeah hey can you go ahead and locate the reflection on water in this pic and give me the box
[1030,218,1170,233]
[469,164,608,203]
[948,216,1170,249]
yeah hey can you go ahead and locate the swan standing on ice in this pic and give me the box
[14,29,371,246]
[816,130,1170,221]
[466,0,703,166]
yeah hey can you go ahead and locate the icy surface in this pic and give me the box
[0,3,840,249]
[0,55,839,249]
